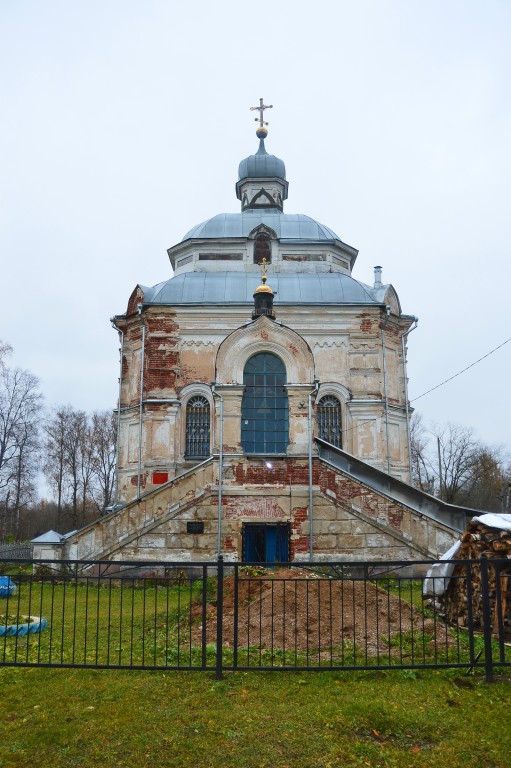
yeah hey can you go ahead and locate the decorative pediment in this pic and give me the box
[215,315,315,385]
[383,285,402,316]
[248,223,278,240]
[127,285,145,316]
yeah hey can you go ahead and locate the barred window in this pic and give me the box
[317,395,342,448]
[185,396,210,458]
[253,233,272,264]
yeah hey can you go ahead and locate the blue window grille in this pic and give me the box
[241,353,288,454]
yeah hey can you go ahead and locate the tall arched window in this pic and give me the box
[317,396,342,448]
[185,396,210,458]
[253,233,272,264]
[241,353,288,454]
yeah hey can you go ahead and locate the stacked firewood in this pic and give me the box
[443,519,511,639]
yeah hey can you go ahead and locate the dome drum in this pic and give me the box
[236,176,289,212]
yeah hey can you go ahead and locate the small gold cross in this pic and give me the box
[261,257,268,283]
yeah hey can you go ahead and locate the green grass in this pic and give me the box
[2,575,509,671]
[1,574,511,766]
[0,577,204,667]
[0,667,509,767]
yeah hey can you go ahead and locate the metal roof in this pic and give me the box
[31,530,64,543]
[141,271,380,306]
[238,138,286,180]
[181,212,340,243]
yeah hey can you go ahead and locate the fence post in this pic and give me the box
[215,555,224,680]
[233,562,239,669]
[480,554,494,683]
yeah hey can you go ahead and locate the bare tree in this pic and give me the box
[44,406,117,528]
[44,406,73,526]
[410,413,435,492]
[466,448,509,512]
[0,364,42,538]
[90,410,117,513]
[432,423,481,504]
[5,415,40,537]
[0,340,13,368]
[410,415,510,511]
[44,406,89,529]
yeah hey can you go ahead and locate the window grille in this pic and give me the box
[241,353,288,454]
[253,233,272,264]
[185,396,210,458]
[317,395,342,448]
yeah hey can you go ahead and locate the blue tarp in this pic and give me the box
[0,576,16,598]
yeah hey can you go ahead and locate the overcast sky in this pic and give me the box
[1,0,510,451]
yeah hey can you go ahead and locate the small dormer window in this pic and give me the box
[254,233,272,265]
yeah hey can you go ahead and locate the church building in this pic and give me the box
[33,102,473,565]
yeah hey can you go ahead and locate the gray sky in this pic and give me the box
[1,0,510,450]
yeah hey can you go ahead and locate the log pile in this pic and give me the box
[443,519,511,639]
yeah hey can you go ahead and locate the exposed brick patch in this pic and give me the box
[224,497,284,520]
[128,474,147,489]
[358,314,373,333]
[233,459,310,486]
[291,535,311,555]
[142,315,181,394]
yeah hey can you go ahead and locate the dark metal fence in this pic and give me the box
[0,556,509,680]
[0,543,33,559]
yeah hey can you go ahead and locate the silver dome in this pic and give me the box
[182,211,341,243]
[141,271,380,306]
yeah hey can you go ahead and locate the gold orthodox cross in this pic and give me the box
[250,98,273,128]
[261,257,268,283]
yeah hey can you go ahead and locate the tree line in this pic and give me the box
[410,415,510,511]
[0,342,116,541]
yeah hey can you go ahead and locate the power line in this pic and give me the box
[334,336,511,440]
[411,336,511,403]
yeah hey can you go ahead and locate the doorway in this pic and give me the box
[242,523,290,563]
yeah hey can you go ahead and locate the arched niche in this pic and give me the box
[215,316,315,385]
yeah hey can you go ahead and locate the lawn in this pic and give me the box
[0,574,207,668]
[1,570,510,766]
[1,570,509,672]
[0,666,509,768]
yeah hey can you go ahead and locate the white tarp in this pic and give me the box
[472,513,511,531]
[423,513,511,598]
[423,540,461,597]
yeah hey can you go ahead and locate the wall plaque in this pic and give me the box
[187,521,204,534]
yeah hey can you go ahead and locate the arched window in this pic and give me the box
[241,353,288,454]
[185,396,210,458]
[253,233,272,264]
[317,396,342,448]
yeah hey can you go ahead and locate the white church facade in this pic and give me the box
[33,104,474,565]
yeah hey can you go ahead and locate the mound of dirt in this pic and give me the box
[191,569,450,654]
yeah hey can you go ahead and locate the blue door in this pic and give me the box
[243,524,289,563]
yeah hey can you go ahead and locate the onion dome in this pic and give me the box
[236,133,289,212]
[238,136,286,182]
